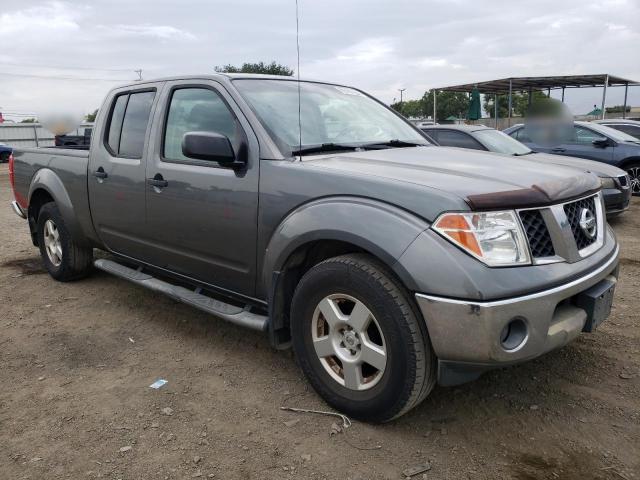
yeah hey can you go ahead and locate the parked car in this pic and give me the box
[0,142,12,163]
[10,74,619,422]
[504,121,640,195]
[594,119,640,141]
[421,124,631,217]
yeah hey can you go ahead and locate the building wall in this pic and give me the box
[0,124,55,148]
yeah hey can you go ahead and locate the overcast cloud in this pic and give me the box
[0,0,639,121]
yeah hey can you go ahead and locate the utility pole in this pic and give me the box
[134,69,143,81]
[398,88,406,113]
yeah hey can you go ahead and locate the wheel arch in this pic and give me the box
[261,197,429,348]
[28,168,89,247]
[619,156,640,169]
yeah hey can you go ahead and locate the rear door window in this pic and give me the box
[421,129,438,143]
[436,130,484,150]
[119,91,156,158]
[105,90,156,158]
[106,94,128,154]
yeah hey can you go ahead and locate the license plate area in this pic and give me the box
[575,278,616,332]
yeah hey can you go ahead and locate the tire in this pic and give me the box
[36,202,93,281]
[290,253,436,423]
[0,151,9,163]
[625,162,640,196]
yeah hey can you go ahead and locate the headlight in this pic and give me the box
[433,211,531,266]
[600,177,616,189]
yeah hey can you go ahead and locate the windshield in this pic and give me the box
[582,122,640,143]
[234,79,429,154]
[472,129,532,155]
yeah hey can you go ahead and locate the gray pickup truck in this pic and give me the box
[10,74,620,422]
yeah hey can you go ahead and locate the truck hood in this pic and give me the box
[527,152,626,178]
[303,146,601,210]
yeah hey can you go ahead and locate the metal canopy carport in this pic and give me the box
[432,74,639,126]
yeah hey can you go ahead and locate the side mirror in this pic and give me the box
[592,137,610,148]
[182,131,245,167]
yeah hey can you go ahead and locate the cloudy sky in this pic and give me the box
[1,0,639,122]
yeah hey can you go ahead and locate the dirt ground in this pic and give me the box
[0,163,638,480]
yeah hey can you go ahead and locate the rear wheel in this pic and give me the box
[626,162,640,196]
[36,202,93,281]
[0,152,9,163]
[291,254,436,422]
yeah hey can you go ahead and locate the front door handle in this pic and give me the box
[551,148,566,153]
[93,167,108,179]
[148,174,168,188]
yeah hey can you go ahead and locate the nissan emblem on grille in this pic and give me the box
[579,207,597,239]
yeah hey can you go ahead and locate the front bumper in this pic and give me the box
[415,244,619,386]
[602,186,631,217]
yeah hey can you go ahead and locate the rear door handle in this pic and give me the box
[93,167,108,179]
[551,148,566,153]
[148,174,168,188]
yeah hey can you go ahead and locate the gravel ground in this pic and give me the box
[0,163,638,480]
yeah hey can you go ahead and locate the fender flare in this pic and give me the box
[619,156,640,169]
[28,168,89,246]
[260,196,430,297]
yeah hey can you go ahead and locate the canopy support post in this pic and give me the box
[508,80,513,127]
[528,87,533,107]
[623,83,628,119]
[433,90,437,123]
[494,93,498,129]
[561,87,565,102]
[601,74,609,120]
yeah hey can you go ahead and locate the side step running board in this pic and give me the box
[94,259,268,332]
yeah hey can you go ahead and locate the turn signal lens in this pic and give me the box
[433,211,531,267]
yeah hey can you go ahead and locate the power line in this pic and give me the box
[0,61,133,72]
[0,72,133,82]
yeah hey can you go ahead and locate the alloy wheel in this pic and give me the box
[311,294,387,391]
[43,219,63,267]
[628,167,640,195]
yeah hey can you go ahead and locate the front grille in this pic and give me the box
[519,210,555,258]
[564,196,598,251]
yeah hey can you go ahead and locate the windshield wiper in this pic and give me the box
[292,143,364,156]
[361,139,426,149]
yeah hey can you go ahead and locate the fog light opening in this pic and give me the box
[500,317,528,352]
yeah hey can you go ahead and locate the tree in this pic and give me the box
[20,118,38,123]
[483,90,548,118]
[214,61,293,76]
[606,105,631,114]
[421,90,469,122]
[390,99,424,118]
[85,109,98,122]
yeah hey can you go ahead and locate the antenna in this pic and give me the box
[134,69,143,81]
[295,0,302,159]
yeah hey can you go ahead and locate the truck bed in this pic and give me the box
[12,146,94,244]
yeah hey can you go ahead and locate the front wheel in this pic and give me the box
[36,202,93,281]
[291,254,436,422]
[626,162,640,196]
